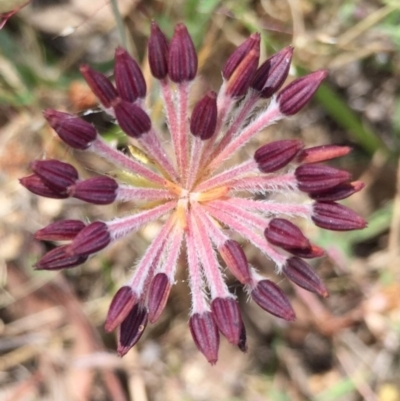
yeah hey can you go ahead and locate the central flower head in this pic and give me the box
[21,22,366,364]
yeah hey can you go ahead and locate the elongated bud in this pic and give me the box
[68,221,111,255]
[190,91,217,140]
[43,109,97,150]
[312,202,367,231]
[222,33,260,80]
[265,218,310,250]
[310,181,365,202]
[71,176,118,204]
[295,164,351,193]
[211,297,245,346]
[287,244,325,259]
[226,48,259,97]
[189,312,219,365]
[148,273,172,323]
[251,46,293,98]
[284,257,328,297]
[277,70,327,116]
[148,21,169,79]
[255,139,303,173]
[251,280,295,321]
[114,100,151,138]
[20,174,69,199]
[35,245,88,270]
[118,304,148,356]
[219,240,251,284]
[114,47,146,102]
[105,286,137,332]
[297,145,352,163]
[31,160,78,191]
[34,220,85,241]
[79,64,118,108]
[168,23,197,83]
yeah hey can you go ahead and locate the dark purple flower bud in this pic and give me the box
[312,202,367,231]
[251,279,295,321]
[251,46,293,98]
[237,325,248,353]
[35,245,88,270]
[286,244,325,259]
[20,174,69,199]
[118,304,148,357]
[222,33,260,80]
[114,47,146,102]
[310,181,365,202]
[219,240,251,284]
[284,257,328,297]
[255,139,304,173]
[34,220,86,241]
[190,91,217,140]
[148,273,172,323]
[68,221,110,255]
[43,109,97,150]
[168,23,197,83]
[148,21,169,79]
[70,176,118,205]
[79,64,118,108]
[295,164,351,193]
[31,159,78,191]
[265,218,311,250]
[297,145,352,164]
[277,70,328,116]
[113,100,151,138]
[211,297,245,346]
[105,286,137,332]
[189,312,219,365]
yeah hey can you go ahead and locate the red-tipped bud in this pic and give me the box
[114,47,146,102]
[168,23,197,83]
[113,100,151,138]
[148,273,172,323]
[20,174,69,199]
[70,176,118,204]
[312,202,367,231]
[222,33,260,80]
[287,244,325,259]
[277,70,328,116]
[189,312,219,365]
[251,280,295,321]
[34,220,85,241]
[265,218,311,250]
[43,109,97,150]
[310,181,365,202]
[295,164,351,193]
[118,304,148,356]
[211,297,245,346]
[35,245,88,270]
[79,64,118,108]
[148,21,169,79]
[284,257,328,297]
[105,286,137,332]
[190,91,217,140]
[68,221,110,255]
[297,145,352,164]
[255,139,304,173]
[31,159,78,191]
[219,240,251,284]
[226,48,260,97]
[251,46,293,98]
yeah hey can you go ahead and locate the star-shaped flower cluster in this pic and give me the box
[21,22,366,364]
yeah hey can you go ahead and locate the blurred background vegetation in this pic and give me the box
[1,0,400,400]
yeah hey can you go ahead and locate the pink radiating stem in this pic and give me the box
[90,137,165,186]
[207,100,282,172]
[162,224,184,277]
[187,137,204,190]
[177,82,190,183]
[230,173,298,192]
[204,204,286,267]
[108,201,176,240]
[116,187,176,202]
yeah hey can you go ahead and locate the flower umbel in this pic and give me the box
[21,22,366,364]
